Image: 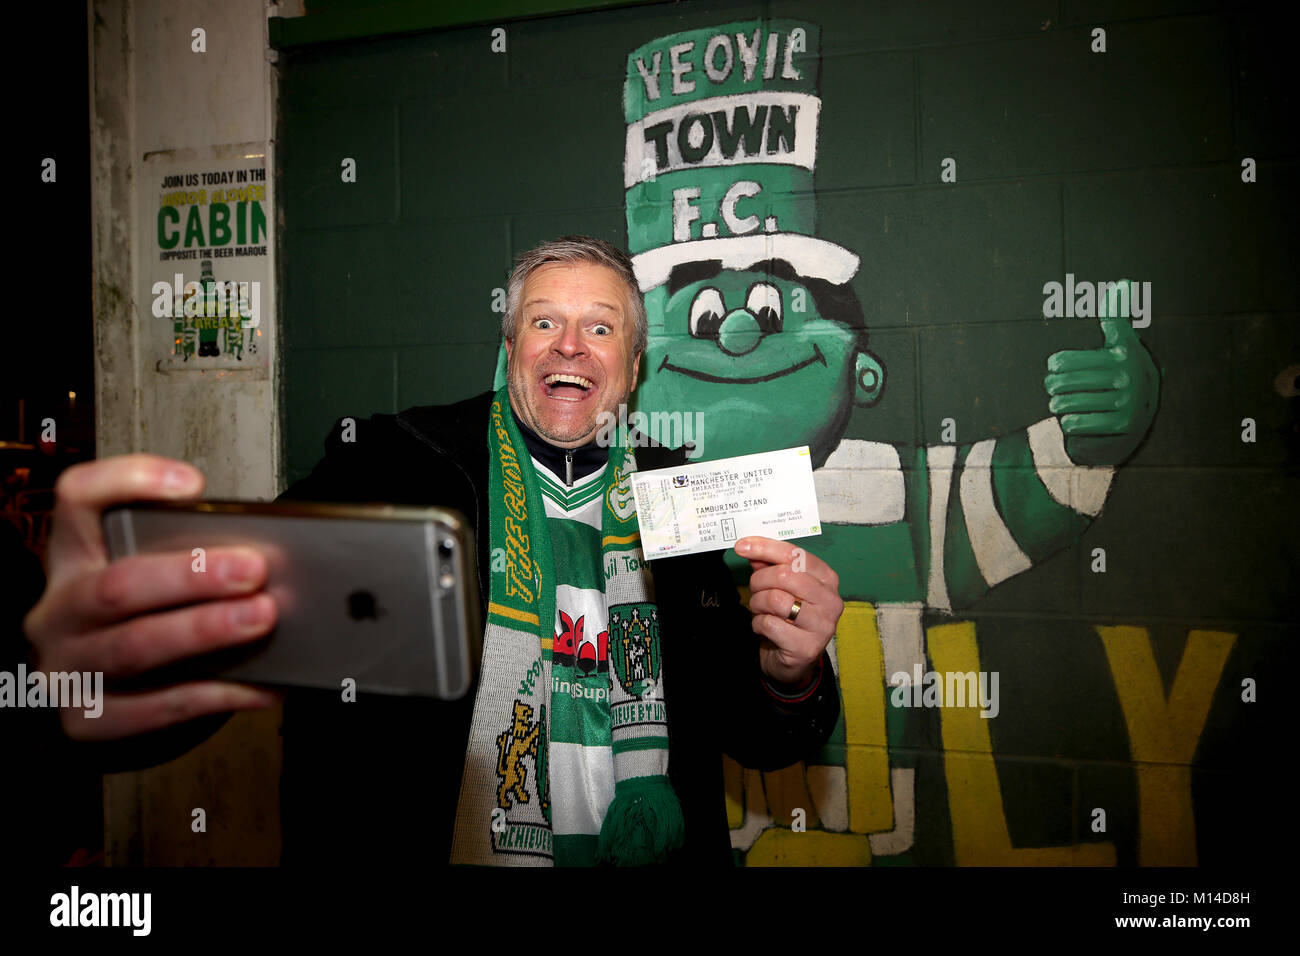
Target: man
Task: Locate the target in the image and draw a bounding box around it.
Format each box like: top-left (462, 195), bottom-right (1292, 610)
top-left (24, 236), bottom-right (844, 866)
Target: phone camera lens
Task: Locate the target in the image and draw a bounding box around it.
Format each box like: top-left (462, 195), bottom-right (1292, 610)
top-left (438, 538), bottom-right (455, 558)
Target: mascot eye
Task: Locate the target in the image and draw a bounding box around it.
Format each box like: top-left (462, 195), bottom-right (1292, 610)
top-left (689, 287), bottom-right (726, 338)
top-left (746, 283), bottom-right (783, 333)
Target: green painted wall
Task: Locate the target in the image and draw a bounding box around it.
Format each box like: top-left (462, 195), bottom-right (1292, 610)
top-left (277, 0), bottom-right (1297, 866)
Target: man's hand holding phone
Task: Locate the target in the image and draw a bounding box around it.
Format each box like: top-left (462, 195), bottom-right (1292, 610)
top-left (22, 454), bottom-right (280, 742)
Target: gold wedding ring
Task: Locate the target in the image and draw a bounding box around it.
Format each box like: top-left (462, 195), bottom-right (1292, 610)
top-left (786, 597), bottom-right (804, 623)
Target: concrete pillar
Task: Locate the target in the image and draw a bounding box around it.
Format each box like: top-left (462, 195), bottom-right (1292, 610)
top-left (90, 0), bottom-right (283, 865)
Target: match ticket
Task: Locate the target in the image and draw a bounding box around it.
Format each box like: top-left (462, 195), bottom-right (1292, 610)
top-left (631, 446), bottom-right (822, 559)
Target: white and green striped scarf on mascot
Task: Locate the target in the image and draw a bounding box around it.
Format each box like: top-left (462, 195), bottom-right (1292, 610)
top-left (449, 387), bottom-right (683, 866)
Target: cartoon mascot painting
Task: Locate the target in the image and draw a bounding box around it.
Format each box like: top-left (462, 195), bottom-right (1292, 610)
top-left (619, 19), bottom-right (1159, 865)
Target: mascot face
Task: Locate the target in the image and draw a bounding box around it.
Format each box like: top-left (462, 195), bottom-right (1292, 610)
top-left (634, 265), bottom-right (883, 465)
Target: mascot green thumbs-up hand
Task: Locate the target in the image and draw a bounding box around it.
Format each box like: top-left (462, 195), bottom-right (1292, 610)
top-left (1044, 280), bottom-right (1160, 467)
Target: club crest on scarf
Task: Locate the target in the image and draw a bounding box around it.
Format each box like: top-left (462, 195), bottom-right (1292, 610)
top-left (610, 604), bottom-right (661, 698)
top-left (495, 700), bottom-right (541, 809)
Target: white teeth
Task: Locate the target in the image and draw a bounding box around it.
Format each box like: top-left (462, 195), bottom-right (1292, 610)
top-left (545, 373), bottom-right (593, 389)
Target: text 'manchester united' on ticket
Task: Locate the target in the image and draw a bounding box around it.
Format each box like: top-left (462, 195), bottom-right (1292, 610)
top-left (630, 446), bottom-right (823, 560)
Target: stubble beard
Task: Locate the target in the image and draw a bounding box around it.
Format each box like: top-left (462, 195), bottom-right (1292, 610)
top-left (506, 364), bottom-right (632, 448)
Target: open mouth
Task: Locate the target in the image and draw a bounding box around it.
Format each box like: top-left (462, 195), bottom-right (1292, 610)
top-left (542, 372), bottom-right (597, 402)
top-left (657, 344), bottom-right (826, 384)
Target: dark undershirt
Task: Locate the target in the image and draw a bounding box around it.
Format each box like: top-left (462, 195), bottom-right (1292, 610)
top-left (511, 403), bottom-right (606, 486)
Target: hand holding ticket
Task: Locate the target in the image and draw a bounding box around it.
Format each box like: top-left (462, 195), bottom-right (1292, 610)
top-left (631, 446), bottom-right (822, 559)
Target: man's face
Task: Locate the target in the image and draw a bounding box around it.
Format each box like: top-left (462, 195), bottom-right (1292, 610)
top-left (505, 261), bottom-right (642, 448)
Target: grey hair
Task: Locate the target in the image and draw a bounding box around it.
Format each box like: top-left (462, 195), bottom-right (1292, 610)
top-left (502, 235), bottom-right (648, 357)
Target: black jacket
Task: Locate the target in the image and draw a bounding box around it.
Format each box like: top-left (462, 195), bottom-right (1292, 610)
top-left (275, 391), bottom-right (839, 867)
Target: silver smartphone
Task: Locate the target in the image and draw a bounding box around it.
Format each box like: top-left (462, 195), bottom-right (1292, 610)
top-left (102, 500), bottom-right (480, 699)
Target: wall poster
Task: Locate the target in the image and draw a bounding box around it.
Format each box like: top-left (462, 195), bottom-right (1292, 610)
top-left (141, 145), bottom-right (271, 371)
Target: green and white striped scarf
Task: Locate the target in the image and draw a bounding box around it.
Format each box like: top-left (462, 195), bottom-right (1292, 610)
top-left (448, 388), bottom-right (683, 866)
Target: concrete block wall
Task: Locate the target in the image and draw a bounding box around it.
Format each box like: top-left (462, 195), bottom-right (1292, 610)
top-left (269, 0), bottom-right (1295, 866)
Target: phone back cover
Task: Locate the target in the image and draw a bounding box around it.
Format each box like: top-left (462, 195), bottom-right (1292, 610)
top-left (103, 507), bottom-right (476, 698)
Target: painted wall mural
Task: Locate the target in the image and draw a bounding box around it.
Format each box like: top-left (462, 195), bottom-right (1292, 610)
top-left (618, 20), bottom-right (1195, 866)
top-left (276, 2), bottom-right (1291, 870)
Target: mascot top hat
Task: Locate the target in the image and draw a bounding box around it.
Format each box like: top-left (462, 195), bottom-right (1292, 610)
top-left (622, 19), bottom-right (859, 293)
